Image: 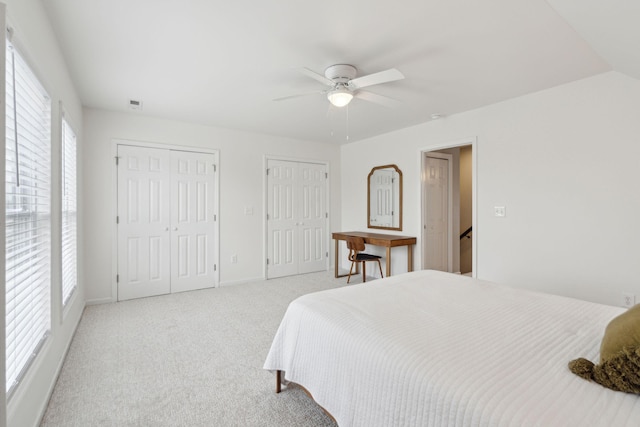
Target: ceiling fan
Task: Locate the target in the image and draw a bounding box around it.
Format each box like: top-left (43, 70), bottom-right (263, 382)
top-left (274, 64), bottom-right (405, 108)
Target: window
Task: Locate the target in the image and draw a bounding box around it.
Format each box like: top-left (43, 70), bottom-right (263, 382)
top-left (61, 117), bottom-right (77, 306)
top-left (5, 41), bottom-right (52, 395)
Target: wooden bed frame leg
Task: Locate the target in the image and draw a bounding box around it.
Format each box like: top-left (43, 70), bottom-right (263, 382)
top-left (276, 370), bottom-right (282, 393)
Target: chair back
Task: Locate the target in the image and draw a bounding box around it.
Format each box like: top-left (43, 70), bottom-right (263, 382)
top-left (346, 236), bottom-right (365, 261)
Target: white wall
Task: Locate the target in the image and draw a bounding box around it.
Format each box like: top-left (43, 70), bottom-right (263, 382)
top-left (83, 109), bottom-right (341, 303)
top-left (4, 1), bottom-right (85, 427)
top-left (341, 71), bottom-right (640, 306)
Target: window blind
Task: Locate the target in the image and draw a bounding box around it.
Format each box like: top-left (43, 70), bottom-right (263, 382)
top-left (61, 117), bottom-right (77, 306)
top-left (5, 41), bottom-right (52, 395)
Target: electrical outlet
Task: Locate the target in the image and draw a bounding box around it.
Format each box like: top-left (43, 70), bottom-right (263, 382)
top-left (622, 293), bottom-right (635, 308)
top-left (231, 255), bottom-right (238, 264)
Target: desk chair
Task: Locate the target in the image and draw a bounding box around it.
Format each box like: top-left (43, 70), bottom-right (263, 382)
top-left (346, 236), bottom-right (384, 283)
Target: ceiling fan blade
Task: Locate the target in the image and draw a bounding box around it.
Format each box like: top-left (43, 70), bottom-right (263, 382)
top-left (349, 68), bottom-right (404, 90)
top-left (273, 90), bottom-right (326, 102)
top-left (299, 67), bottom-right (335, 86)
top-left (354, 90), bottom-right (402, 108)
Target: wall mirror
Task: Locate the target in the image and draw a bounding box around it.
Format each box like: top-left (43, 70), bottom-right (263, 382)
top-left (368, 164), bottom-right (403, 231)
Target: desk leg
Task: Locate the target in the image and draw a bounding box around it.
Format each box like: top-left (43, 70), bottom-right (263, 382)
top-left (334, 239), bottom-right (339, 278)
top-left (408, 245), bottom-right (413, 272)
top-left (385, 247), bottom-right (391, 277)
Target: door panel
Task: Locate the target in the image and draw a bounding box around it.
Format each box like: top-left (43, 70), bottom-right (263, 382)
top-left (425, 155), bottom-right (449, 271)
top-left (267, 161), bottom-right (299, 278)
top-left (170, 150), bottom-right (217, 293)
top-left (117, 145), bottom-right (171, 300)
top-left (298, 163), bottom-right (326, 274)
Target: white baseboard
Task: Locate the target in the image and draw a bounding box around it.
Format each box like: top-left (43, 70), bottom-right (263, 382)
top-left (219, 276), bottom-right (265, 287)
top-left (87, 278), bottom-right (274, 302)
top-left (85, 297), bottom-right (115, 305)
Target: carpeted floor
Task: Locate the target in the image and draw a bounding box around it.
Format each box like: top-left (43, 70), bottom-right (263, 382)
top-left (40, 271), bottom-right (358, 426)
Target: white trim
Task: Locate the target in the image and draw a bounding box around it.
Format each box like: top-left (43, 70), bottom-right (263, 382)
top-left (113, 138), bottom-right (219, 155)
top-left (110, 142), bottom-right (119, 303)
top-left (111, 138), bottom-right (220, 302)
top-left (419, 136), bottom-right (478, 278)
top-left (219, 276), bottom-right (265, 287)
top-left (0, 6), bottom-right (7, 424)
top-left (263, 155), bottom-right (331, 279)
top-left (85, 297), bottom-right (114, 306)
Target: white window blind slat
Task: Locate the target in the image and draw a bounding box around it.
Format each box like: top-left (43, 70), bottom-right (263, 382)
top-left (5, 40), bottom-right (52, 396)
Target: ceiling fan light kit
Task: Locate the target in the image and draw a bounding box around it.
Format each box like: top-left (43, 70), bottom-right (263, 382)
top-left (275, 63), bottom-right (405, 109)
top-left (327, 86), bottom-right (354, 107)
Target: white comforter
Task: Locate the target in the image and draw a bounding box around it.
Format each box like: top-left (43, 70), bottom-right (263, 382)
top-left (264, 270), bottom-right (640, 426)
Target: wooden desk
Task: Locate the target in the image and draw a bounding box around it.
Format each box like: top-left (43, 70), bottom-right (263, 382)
top-left (332, 231), bottom-right (417, 278)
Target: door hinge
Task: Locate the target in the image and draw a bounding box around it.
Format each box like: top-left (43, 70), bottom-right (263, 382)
top-left (266, 168), bottom-right (269, 175)
top-left (266, 258), bottom-right (270, 265)
top-left (116, 216), bottom-right (119, 224)
top-left (116, 274), bottom-right (119, 283)
top-left (325, 172), bottom-right (328, 179)
top-left (325, 212), bottom-right (328, 218)
top-left (266, 213), bottom-right (269, 220)
top-left (213, 164), bottom-right (217, 172)
top-left (326, 251), bottom-right (329, 258)
top-left (214, 264), bottom-right (217, 272)
top-left (213, 214), bottom-right (217, 221)
top-left (115, 156), bottom-right (119, 166)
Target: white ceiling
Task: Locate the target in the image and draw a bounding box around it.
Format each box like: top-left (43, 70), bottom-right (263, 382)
top-left (38, 0), bottom-right (632, 144)
top-left (547, 0), bottom-right (640, 81)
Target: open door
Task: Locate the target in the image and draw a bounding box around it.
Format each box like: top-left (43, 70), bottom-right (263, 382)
top-left (423, 152), bottom-right (452, 271)
top-left (421, 142), bottom-right (475, 276)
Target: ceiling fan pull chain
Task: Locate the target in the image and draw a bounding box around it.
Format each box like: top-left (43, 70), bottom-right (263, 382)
top-left (346, 104), bottom-right (349, 141)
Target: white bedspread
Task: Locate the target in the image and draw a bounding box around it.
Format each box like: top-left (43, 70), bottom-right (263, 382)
top-left (264, 270), bottom-right (640, 426)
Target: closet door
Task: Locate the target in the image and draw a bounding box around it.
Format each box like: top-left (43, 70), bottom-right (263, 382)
top-left (117, 145), bottom-right (218, 301)
top-left (297, 162), bottom-right (326, 274)
top-left (267, 159), bottom-right (327, 278)
top-left (267, 160), bottom-right (299, 278)
top-left (170, 150), bottom-right (217, 293)
top-left (117, 145), bottom-right (171, 300)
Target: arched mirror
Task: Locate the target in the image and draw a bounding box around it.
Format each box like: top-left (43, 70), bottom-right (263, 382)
top-left (368, 164), bottom-right (402, 230)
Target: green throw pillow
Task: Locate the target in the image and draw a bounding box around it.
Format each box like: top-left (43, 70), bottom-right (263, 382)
top-left (568, 304), bottom-right (640, 394)
top-left (600, 304), bottom-right (640, 362)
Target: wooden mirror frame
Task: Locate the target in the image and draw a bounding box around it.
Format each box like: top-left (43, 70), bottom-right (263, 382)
top-left (367, 164), bottom-right (403, 231)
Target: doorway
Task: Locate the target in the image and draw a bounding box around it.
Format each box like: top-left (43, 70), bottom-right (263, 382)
top-left (421, 141), bottom-right (475, 276)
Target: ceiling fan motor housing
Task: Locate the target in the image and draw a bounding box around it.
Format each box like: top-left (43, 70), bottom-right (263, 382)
top-left (325, 64), bottom-right (357, 83)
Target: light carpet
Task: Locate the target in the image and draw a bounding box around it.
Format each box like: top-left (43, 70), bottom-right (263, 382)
top-left (40, 271), bottom-right (360, 426)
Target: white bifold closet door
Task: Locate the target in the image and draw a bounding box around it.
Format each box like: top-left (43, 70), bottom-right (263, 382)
top-left (267, 159), bottom-right (327, 279)
top-left (117, 145), bottom-right (217, 301)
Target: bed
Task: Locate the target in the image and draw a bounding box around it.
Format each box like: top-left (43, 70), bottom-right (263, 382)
top-left (263, 270), bottom-right (640, 426)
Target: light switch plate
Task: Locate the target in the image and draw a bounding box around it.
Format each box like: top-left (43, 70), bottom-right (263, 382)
top-left (494, 206), bottom-right (506, 217)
